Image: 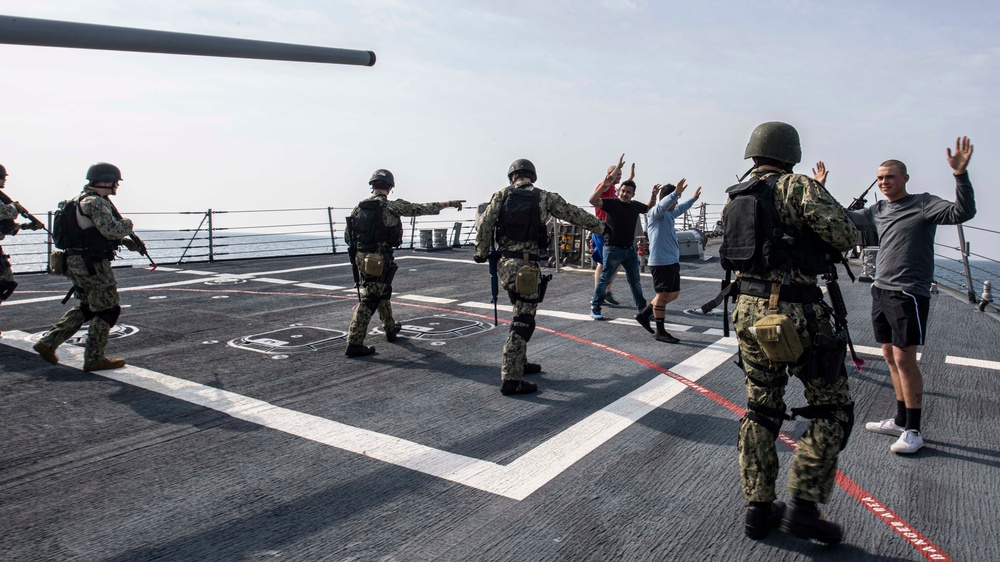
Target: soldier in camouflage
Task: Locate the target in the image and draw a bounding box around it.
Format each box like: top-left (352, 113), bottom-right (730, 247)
top-left (1, 164), bottom-right (42, 334)
top-left (344, 168), bottom-right (464, 357)
top-left (723, 123), bottom-right (858, 544)
top-left (475, 159), bottom-right (608, 396)
top-left (33, 163), bottom-right (142, 371)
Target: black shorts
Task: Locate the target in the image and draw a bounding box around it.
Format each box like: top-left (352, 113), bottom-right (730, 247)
top-left (650, 264), bottom-right (680, 293)
top-left (871, 286), bottom-right (930, 348)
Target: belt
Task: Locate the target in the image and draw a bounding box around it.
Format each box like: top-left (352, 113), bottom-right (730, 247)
top-left (501, 251), bottom-right (540, 261)
top-left (735, 278), bottom-right (822, 303)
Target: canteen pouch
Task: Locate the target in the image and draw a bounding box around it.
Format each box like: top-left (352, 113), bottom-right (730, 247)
top-left (515, 265), bottom-right (540, 296)
top-left (751, 314), bottom-right (804, 363)
top-left (361, 253), bottom-right (385, 277)
top-left (49, 251), bottom-right (66, 276)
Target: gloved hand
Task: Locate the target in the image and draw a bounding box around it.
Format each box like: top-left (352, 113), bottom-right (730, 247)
top-left (474, 254), bottom-right (488, 263)
top-left (122, 238), bottom-right (139, 252)
top-left (448, 199), bottom-right (466, 211)
top-left (601, 221), bottom-right (613, 239)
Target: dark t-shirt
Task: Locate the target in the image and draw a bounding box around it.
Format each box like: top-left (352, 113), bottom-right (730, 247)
top-left (601, 198), bottom-right (648, 247)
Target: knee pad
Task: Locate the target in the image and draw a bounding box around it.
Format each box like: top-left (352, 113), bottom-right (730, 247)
top-left (0, 280), bottom-right (16, 301)
top-left (790, 401), bottom-right (855, 451)
top-left (96, 305), bottom-right (121, 328)
top-left (510, 313), bottom-right (536, 342)
top-left (362, 295), bottom-right (380, 313)
top-left (79, 303), bottom-right (97, 320)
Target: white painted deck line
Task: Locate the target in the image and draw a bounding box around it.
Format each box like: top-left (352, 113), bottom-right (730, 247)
top-left (704, 328), bottom-right (726, 336)
top-left (855, 345), bottom-right (922, 361)
top-left (295, 283), bottom-right (347, 291)
top-left (459, 301), bottom-right (514, 314)
top-left (396, 256), bottom-right (473, 264)
top-left (2, 331), bottom-right (738, 501)
top-left (945, 356), bottom-right (1000, 371)
top-left (398, 295), bottom-right (458, 304)
top-left (2, 276), bottom-right (245, 306)
top-left (252, 278), bottom-right (299, 285)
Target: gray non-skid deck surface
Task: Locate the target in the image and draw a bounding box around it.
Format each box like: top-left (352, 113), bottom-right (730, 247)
top-left (1, 249), bottom-right (997, 561)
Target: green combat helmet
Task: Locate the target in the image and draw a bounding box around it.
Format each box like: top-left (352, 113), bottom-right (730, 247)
top-left (86, 162), bottom-right (123, 184)
top-left (744, 121), bottom-right (802, 165)
top-left (507, 159), bottom-right (536, 183)
top-left (0, 163), bottom-right (7, 178)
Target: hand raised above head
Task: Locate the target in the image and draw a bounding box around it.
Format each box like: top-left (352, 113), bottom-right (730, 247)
top-left (812, 161), bottom-right (828, 185)
top-left (946, 136), bottom-right (973, 174)
top-left (674, 178), bottom-right (688, 195)
top-left (693, 186), bottom-right (702, 200)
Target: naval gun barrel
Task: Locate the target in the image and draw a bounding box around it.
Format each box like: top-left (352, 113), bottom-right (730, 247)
top-left (0, 15), bottom-right (376, 67)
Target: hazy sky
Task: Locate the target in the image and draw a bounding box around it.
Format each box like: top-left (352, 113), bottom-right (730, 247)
top-left (1, 1), bottom-right (997, 255)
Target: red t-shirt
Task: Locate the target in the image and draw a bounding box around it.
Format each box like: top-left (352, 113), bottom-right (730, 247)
top-left (593, 181), bottom-right (616, 221)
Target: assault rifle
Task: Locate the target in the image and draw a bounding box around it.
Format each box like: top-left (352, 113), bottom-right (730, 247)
top-left (823, 256), bottom-right (865, 372)
top-left (346, 216), bottom-right (361, 302)
top-left (847, 179), bottom-right (878, 211)
top-left (487, 247), bottom-right (500, 326)
top-left (0, 189), bottom-right (49, 234)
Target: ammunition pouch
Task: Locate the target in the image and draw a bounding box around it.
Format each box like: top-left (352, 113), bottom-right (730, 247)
top-left (508, 273), bottom-right (551, 304)
top-left (515, 264), bottom-right (540, 295)
top-left (362, 252), bottom-right (385, 277)
top-left (751, 314), bottom-right (804, 363)
top-left (790, 401), bottom-right (855, 451)
top-left (49, 251), bottom-right (67, 276)
top-left (0, 279), bottom-right (16, 301)
top-left (511, 313), bottom-right (536, 342)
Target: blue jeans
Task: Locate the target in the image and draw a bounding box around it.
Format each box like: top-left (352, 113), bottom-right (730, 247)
top-left (592, 245), bottom-right (646, 312)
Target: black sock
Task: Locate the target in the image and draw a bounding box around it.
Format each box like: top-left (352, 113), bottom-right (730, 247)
top-left (905, 408), bottom-right (922, 432)
top-left (894, 400), bottom-right (907, 427)
top-left (655, 318), bottom-right (665, 335)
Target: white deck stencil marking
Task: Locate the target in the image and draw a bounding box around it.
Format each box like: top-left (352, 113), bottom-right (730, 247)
top-left (945, 356), bottom-right (1000, 371)
top-left (4, 331), bottom-right (737, 500)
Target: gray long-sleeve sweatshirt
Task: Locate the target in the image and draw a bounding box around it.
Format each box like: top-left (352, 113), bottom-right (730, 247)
top-left (849, 172), bottom-right (975, 297)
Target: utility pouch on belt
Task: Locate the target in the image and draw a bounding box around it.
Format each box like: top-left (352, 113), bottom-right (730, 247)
top-left (361, 252), bottom-right (385, 277)
top-left (750, 283), bottom-right (804, 363)
top-left (49, 251), bottom-right (66, 276)
top-left (515, 252), bottom-right (540, 295)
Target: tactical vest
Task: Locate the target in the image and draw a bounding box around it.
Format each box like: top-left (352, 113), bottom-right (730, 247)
top-left (350, 197), bottom-right (403, 252)
top-left (52, 195), bottom-right (119, 259)
top-left (496, 186), bottom-right (547, 248)
top-left (718, 174), bottom-right (837, 276)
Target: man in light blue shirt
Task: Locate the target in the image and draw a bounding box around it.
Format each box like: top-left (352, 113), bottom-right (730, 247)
top-left (636, 179), bottom-right (701, 342)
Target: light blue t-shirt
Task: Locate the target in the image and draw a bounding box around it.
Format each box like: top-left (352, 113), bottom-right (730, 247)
top-left (647, 192), bottom-right (696, 266)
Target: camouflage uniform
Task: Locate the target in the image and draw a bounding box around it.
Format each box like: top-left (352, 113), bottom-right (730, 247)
top-left (725, 169), bottom-right (858, 504)
top-left (475, 179), bottom-right (605, 381)
top-left (0, 199), bottom-right (18, 301)
top-left (346, 194), bottom-right (448, 346)
top-left (37, 188), bottom-right (133, 364)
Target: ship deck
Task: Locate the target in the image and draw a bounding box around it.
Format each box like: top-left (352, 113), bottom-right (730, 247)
top-left (2, 247), bottom-right (998, 561)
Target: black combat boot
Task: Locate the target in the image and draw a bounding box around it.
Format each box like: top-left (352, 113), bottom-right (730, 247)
top-left (501, 380), bottom-right (537, 395)
top-left (779, 497), bottom-right (843, 545)
top-left (385, 323), bottom-right (402, 342)
top-left (524, 362), bottom-right (542, 375)
top-left (345, 344), bottom-right (376, 357)
top-left (744, 500), bottom-right (785, 540)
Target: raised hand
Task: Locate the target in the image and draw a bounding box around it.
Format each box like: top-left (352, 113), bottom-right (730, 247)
top-left (627, 162), bottom-right (636, 182)
top-left (812, 161), bottom-right (828, 185)
top-left (692, 186), bottom-right (702, 200)
top-left (674, 178), bottom-right (688, 196)
top-left (946, 136), bottom-right (973, 174)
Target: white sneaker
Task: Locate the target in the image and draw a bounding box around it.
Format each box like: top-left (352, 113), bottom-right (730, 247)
top-left (890, 429), bottom-right (924, 454)
top-left (865, 418), bottom-right (905, 436)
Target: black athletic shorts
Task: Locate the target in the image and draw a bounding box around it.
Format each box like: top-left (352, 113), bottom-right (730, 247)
top-left (650, 264), bottom-right (681, 294)
top-left (871, 286), bottom-right (930, 348)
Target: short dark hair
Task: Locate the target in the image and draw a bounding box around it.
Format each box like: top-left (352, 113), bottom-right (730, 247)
top-left (754, 156), bottom-right (794, 171)
top-left (879, 159), bottom-right (907, 175)
top-left (619, 180), bottom-right (636, 191)
top-left (659, 183), bottom-right (676, 201)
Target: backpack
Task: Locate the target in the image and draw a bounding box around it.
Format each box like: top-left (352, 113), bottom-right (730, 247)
top-left (496, 186), bottom-right (547, 248)
top-left (51, 197), bottom-right (86, 251)
top-left (350, 198), bottom-right (402, 251)
top-left (719, 174), bottom-right (833, 276)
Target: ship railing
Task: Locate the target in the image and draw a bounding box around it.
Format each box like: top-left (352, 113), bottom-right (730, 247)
top-left (933, 223), bottom-right (1000, 311)
top-left (3, 206), bottom-right (483, 274)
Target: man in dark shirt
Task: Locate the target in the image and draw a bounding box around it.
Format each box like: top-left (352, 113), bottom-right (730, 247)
top-left (588, 164), bottom-right (649, 320)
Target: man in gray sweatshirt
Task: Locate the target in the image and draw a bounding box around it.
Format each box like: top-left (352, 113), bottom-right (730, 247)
top-left (848, 136), bottom-right (976, 455)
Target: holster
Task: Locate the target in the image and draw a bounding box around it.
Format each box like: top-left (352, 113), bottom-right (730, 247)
top-left (807, 332), bottom-right (848, 384)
